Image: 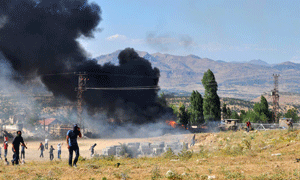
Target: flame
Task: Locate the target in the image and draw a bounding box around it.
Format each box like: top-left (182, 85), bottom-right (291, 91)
top-left (166, 120), bottom-right (177, 128)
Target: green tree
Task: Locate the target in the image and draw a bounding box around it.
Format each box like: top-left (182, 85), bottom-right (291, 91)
top-left (169, 104), bottom-right (179, 117)
top-left (284, 108), bottom-right (299, 122)
top-left (201, 69), bottom-right (221, 121)
top-left (189, 90), bottom-right (204, 124)
top-left (178, 104), bottom-right (189, 129)
top-left (226, 107), bottom-right (232, 119)
top-left (222, 103), bottom-right (227, 119)
top-left (253, 95), bottom-right (272, 122)
top-left (230, 111), bottom-right (240, 119)
top-left (157, 93), bottom-right (168, 107)
top-left (243, 110), bottom-right (260, 123)
top-left (240, 110), bottom-right (247, 121)
top-left (260, 96), bottom-right (270, 117)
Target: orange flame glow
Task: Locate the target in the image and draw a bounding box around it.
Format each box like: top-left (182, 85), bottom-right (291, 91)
top-left (166, 120), bottom-right (177, 128)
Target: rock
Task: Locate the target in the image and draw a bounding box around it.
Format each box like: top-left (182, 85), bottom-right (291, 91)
top-left (208, 175), bottom-right (216, 179)
top-left (261, 145), bottom-right (273, 150)
top-left (271, 153), bottom-right (281, 156)
top-left (170, 159), bottom-right (179, 161)
top-left (165, 170), bottom-right (176, 179)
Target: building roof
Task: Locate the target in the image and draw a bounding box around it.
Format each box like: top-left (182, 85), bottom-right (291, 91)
top-left (38, 118), bottom-right (60, 126)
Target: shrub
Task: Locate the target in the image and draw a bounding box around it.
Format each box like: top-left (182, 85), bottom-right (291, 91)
top-left (78, 156), bottom-right (86, 162)
top-left (178, 149), bottom-right (193, 160)
top-left (163, 148), bottom-right (177, 159)
top-left (242, 139), bottom-right (251, 149)
top-left (151, 166), bottom-right (162, 180)
top-left (165, 170), bottom-right (182, 180)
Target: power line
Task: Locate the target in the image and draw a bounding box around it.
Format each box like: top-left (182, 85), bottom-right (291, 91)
top-left (86, 86), bottom-right (160, 90)
top-left (10, 71), bottom-right (159, 79)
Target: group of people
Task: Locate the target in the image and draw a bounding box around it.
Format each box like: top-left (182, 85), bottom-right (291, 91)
top-left (1, 124), bottom-right (90, 167)
top-left (38, 142), bottom-right (62, 160)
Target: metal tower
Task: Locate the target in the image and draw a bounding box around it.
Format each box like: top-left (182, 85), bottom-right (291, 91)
top-left (271, 74), bottom-right (280, 122)
top-left (75, 72), bottom-right (87, 133)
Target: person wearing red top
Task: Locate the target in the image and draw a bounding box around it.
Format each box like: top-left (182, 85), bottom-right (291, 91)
top-left (246, 121), bottom-right (251, 132)
top-left (3, 137), bottom-right (8, 158)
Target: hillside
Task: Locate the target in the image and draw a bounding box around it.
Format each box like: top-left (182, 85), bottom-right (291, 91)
top-left (96, 50), bottom-right (300, 100)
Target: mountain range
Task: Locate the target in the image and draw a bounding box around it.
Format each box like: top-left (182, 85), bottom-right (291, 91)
top-left (95, 50), bottom-right (300, 100)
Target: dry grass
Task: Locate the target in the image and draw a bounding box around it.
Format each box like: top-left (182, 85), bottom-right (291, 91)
top-left (2, 129), bottom-right (300, 179)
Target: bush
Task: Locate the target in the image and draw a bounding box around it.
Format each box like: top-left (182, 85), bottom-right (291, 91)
top-left (163, 148), bottom-right (177, 159)
top-left (178, 148), bottom-right (193, 160)
top-left (151, 166), bottom-right (162, 180)
top-left (165, 170), bottom-right (182, 180)
top-left (78, 156), bottom-right (86, 162)
top-left (118, 143), bottom-right (133, 158)
top-left (242, 139), bottom-right (251, 149)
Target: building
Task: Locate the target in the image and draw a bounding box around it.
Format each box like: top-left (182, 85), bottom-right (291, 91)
top-left (37, 118), bottom-right (62, 132)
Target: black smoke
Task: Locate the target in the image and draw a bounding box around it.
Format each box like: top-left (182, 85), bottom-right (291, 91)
top-left (0, 0), bottom-right (170, 124)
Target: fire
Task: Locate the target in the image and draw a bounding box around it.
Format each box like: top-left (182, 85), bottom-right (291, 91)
top-left (166, 120), bottom-right (177, 128)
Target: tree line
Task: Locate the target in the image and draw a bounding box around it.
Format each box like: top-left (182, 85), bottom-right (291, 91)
top-left (159, 69), bottom-right (299, 128)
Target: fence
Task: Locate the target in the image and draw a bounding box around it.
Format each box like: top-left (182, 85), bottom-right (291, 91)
top-left (237, 123), bottom-right (300, 130)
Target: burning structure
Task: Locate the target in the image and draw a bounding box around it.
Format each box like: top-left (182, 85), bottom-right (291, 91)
top-left (0, 0), bottom-right (173, 125)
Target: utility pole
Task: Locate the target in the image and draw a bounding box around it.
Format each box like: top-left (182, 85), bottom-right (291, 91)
top-left (75, 72), bottom-right (87, 134)
top-left (271, 74), bottom-right (280, 123)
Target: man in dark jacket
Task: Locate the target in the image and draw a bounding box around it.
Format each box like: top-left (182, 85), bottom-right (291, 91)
top-left (66, 124), bottom-right (82, 167)
top-left (11, 131), bottom-right (27, 165)
top-left (49, 145), bottom-right (55, 161)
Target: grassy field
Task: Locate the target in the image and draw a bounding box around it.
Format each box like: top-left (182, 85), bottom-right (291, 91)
top-left (1, 129), bottom-right (300, 180)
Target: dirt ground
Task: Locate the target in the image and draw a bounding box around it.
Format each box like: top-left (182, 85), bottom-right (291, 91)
top-left (4, 133), bottom-right (193, 162)
top-left (2, 130), bottom-right (300, 179)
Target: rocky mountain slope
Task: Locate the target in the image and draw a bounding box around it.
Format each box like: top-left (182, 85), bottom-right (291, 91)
top-left (96, 50), bottom-right (300, 101)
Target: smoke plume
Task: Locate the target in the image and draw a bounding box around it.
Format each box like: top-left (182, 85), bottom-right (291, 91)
top-left (0, 0), bottom-right (170, 124)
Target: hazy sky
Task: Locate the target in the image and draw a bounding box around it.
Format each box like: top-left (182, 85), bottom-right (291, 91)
top-left (79, 0), bottom-right (300, 64)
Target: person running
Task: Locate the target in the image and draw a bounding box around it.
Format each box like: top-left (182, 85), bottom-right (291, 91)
top-left (3, 138), bottom-right (8, 159)
top-left (57, 143), bottom-right (63, 159)
top-left (89, 143), bottom-right (97, 157)
top-left (66, 124), bottom-right (82, 167)
top-left (11, 131), bottom-right (27, 165)
top-left (49, 145), bottom-right (55, 161)
top-left (38, 142), bottom-right (45, 158)
top-left (20, 143), bottom-right (27, 160)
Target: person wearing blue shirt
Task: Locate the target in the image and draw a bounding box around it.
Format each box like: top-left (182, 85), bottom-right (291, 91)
top-left (38, 142), bottom-right (44, 158)
top-left (66, 124), bottom-right (82, 167)
top-left (21, 143), bottom-right (27, 160)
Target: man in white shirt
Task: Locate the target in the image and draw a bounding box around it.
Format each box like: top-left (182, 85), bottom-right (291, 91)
top-left (45, 139), bottom-right (48, 150)
top-left (57, 143), bottom-right (63, 159)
